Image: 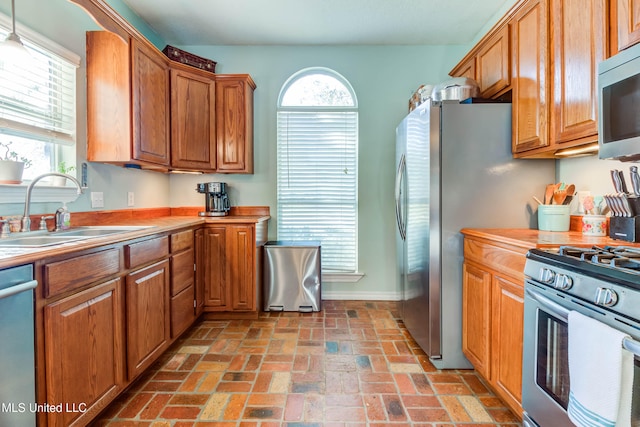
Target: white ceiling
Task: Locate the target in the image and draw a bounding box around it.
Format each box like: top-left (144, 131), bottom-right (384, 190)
top-left (121, 0), bottom-right (517, 46)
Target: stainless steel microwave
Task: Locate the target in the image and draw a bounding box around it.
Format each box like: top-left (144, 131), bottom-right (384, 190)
top-left (599, 42), bottom-right (640, 161)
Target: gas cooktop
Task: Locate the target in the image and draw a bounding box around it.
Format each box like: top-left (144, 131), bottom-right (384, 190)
top-left (527, 245), bottom-right (640, 289)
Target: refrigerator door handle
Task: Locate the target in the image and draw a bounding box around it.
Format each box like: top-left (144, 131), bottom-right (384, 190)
top-left (395, 153), bottom-right (407, 241)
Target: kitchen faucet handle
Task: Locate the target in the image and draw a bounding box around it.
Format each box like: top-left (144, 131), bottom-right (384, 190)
top-left (39, 215), bottom-right (54, 231)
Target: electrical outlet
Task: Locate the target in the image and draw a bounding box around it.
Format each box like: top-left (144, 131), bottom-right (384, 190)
top-left (90, 192), bottom-right (104, 208)
top-left (127, 192), bottom-right (135, 207)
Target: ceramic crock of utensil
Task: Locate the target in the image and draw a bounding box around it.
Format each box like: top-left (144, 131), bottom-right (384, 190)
top-left (538, 205), bottom-right (570, 231)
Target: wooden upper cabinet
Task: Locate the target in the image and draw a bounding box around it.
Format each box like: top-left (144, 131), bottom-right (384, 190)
top-left (511, 0), bottom-right (549, 154)
top-left (616, 0), bottom-right (640, 51)
top-left (170, 67), bottom-right (216, 171)
top-left (476, 24), bottom-right (511, 98)
top-left (131, 39), bottom-right (171, 166)
top-left (215, 74), bottom-right (256, 173)
top-left (450, 56), bottom-right (476, 81)
top-left (550, 0), bottom-right (606, 147)
top-left (86, 31), bottom-right (170, 170)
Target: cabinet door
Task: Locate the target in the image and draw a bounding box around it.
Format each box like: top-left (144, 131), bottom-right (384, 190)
top-left (461, 262), bottom-right (491, 378)
top-left (450, 56), bottom-right (476, 81)
top-left (132, 39), bottom-right (170, 166)
top-left (477, 24), bottom-right (510, 98)
top-left (215, 75), bottom-right (255, 173)
top-left (616, 0), bottom-right (640, 51)
top-left (511, 0), bottom-right (549, 154)
top-left (203, 226), bottom-right (227, 309)
top-left (44, 278), bottom-right (124, 427)
top-left (227, 225), bottom-right (255, 311)
top-left (491, 275), bottom-right (524, 414)
top-left (126, 259), bottom-right (170, 379)
top-left (170, 68), bottom-right (216, 171)
top-left (550, 0), bottom-right (606, 146)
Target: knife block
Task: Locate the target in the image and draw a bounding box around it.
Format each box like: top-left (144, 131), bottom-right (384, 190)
top-left (609, 216), bottom-right (640, 242)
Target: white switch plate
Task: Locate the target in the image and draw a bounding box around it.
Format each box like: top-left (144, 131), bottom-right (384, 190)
top-left (90, 192), bottom-right (104, 208)
top-left (127, 191), bottom-right (135, 207)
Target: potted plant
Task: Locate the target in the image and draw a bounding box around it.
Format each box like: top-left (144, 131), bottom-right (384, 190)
top-left (52, 161), bottom-right (76, 186)
top-left (0, 141), bottom-right (32, 184)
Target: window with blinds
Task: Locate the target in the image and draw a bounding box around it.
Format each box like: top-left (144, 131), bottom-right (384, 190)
top-left (0, 16), bottom-right (79, 179)
top-left (277, 68), bottom-right (359, 273)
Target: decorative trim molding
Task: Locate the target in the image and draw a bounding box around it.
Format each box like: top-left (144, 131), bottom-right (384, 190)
top-left (322, 290), bottom-right (401, 301)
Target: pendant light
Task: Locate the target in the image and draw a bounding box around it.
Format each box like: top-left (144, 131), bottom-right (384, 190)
top-left (0, 0), bottom-right (30, 64)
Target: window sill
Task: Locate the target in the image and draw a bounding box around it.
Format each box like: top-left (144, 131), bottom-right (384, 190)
top-left (0, 183), bottom-right (82, 205)
top-left (322, 272), bottom-right (365, 283)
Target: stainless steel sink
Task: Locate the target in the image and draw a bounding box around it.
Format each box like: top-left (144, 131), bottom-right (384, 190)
top-left (0, 235), bottom-right (86, 247)
top-left (0, 226), bottom-right (154, 248)
top-left (56, 226), bottom-right (153, 237)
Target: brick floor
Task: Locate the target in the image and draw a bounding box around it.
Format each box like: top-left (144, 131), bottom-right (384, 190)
top-left (91, 300), bottom-right (522, 426)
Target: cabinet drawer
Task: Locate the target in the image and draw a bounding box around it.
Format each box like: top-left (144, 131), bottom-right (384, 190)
top-left (463, 238), bottom-right (526, 283)
top-left (171, 229), bottom-right (193, 253)
top-left (44, 249), bottom-right (121, 298)
top-left (171, 249), bottom-right (194, 296)
top-left (125, 236), bottom-right (169, 269)
top-left (171, 284), bottom-right (195, 338)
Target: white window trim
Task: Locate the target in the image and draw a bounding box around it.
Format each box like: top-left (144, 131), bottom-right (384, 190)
top-left (0, 11), bottom-right (83, 203)
top-left (276, 67), bottom-right (360, 275)
top-left (323, 272), bottom-right (365, 283)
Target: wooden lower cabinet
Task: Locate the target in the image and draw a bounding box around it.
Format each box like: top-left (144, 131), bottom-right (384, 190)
top-left (126, 259), bottom-right (171, 380)
top-left (491, 275), bottom-right (525, 412)
top-left (462, 234), bottom-right (527, 417)
top-left (43, 278), bottom-right (124, 427)
top-left (462, 263), bottom-right (491, 378)
top-left (202, 224), bottom-right (256, 312)
top-left (200, 220), bottom-right (268, 315)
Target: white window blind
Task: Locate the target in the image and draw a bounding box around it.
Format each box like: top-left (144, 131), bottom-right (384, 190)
top-left (0, 22), bottom-right (78, 145)
top-left (277, 69), bottom-right (359, 273)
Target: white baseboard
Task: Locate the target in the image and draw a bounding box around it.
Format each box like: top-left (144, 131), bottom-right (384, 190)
top-left (322, 290), bottom-right (402, 301)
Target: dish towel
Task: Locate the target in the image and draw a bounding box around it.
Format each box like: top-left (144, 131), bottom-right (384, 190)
top-left (567, 310), bottom-right (634, 427)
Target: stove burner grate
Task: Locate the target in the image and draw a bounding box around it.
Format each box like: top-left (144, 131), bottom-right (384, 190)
top-left (555, 245), bottom-right (640, 273)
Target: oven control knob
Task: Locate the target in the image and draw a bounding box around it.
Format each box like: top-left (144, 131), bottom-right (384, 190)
top-left (595, 287), bottom-right (619, 307)
top-left (540, 268), bottom-right (556, 284)
top-left (554, 274), bottom-right (573, 290)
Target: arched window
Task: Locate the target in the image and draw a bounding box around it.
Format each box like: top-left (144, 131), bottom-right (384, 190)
top-left (277, 68), bottom-right (358, 273)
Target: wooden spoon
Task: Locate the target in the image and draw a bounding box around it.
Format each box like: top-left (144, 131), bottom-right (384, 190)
top-left (544, 184), bottom-right (556, 205)
top-left (553, 189), bottom-right (568, 205)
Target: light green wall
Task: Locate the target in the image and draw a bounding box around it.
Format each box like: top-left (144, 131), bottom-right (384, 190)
top-left (0, 0), bottom-right (468, 299)
top-left (169, 44), bottom-right (467, 299)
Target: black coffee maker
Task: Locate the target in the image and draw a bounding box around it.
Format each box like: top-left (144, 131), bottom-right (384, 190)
top-left (196, 182), bottom-right (230, 217)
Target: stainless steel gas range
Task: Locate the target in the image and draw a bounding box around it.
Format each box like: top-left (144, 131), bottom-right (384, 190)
top-left (522, 245), bottom-right (640, 427)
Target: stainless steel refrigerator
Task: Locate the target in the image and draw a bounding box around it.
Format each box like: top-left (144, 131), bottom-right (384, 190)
top-left (395, 100), bottom-right (554, 369)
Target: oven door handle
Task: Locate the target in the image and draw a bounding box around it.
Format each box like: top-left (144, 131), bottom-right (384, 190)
top-left (526, 286), bottom-right (640, 357)
top-left (526, 287), bottom-right (570, 321)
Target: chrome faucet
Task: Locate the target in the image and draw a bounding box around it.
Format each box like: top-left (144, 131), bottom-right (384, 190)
top-left (21, 173), bottom-right (83, 232)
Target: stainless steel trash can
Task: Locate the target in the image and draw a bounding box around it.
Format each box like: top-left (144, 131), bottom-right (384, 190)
top-left (263, 241), bottom-right (321, 312)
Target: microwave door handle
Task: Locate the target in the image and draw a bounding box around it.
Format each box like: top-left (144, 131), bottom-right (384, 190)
top-left (527, 286), bottom-right (640, 357)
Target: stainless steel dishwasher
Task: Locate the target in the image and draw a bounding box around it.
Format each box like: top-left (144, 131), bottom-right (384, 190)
top-left (0, 264), bottom-right (37, 427)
